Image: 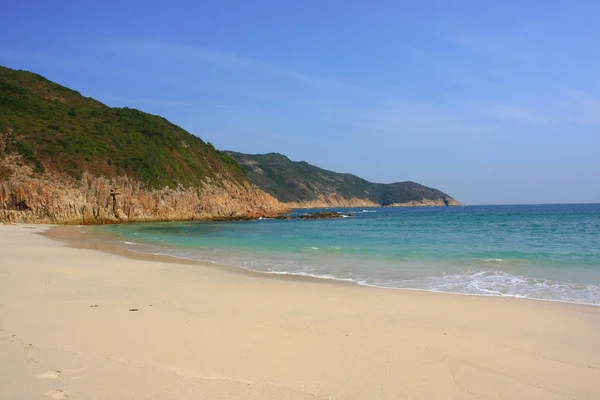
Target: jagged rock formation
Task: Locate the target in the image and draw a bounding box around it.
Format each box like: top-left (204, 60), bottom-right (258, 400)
top-left (298, 211), bottom-right (346, 220)
top-left (0, 66), bottom-right (288, 223)
top-left (0, 155), bottom-right (285, 224)
top-left (225, 152), bottom-right (462, 208)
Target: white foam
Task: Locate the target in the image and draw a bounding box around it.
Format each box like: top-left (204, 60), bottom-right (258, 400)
top-left (390, 270), bottom-right (600, 305)
top-left (105, 240), bottom-right (600, 306)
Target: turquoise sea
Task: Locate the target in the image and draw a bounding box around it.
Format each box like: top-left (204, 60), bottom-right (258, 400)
top-left (98, 204), bottom-right (600, 305)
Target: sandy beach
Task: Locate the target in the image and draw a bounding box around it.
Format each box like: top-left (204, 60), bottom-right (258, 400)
top-left (1, 224), bottom-right (599, 399)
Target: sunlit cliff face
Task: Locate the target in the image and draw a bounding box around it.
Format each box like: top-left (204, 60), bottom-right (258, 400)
top-left (0, 155), bottom-right (287, 224)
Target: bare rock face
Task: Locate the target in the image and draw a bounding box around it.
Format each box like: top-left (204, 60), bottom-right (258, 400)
top-left (283, 195), bottom-right (380, 209)
top-left (386, 197), bottom-right (463, 207)
top-left (444, 197), bottom-right (463, 206)
top-left (0, 155), bottom-right (288, 224)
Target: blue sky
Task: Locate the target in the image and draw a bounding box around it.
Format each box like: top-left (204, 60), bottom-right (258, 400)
top-left (1, 1), bottom-right (599, 204)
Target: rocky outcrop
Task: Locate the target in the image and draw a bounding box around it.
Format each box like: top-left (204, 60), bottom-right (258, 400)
top-left (386, 197), bottom-right (462, 207)
top-left (283, 195), bottom-right (380, 209)
top-left (273, 211), bottom-right (349, 220)
top-left (444, 197), bottom-right (463, 207)
top-left (0, 155), bottom-right (288, 224)
top-left (0, 66), bottom-right (292, 225)
top-left (299, 211), bottom-right (346, 220)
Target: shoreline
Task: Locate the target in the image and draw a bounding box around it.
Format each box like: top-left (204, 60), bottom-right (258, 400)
top-left (1, 203), bottom-right (464, 225)
top-left (2, 223), bottom-right (600, 399)
top-left (11, 222), bottom-right (600, 313)
top-left (43, 224), bottom-right (359, 289)
top-left (46, 224), bottom-right (600, 308)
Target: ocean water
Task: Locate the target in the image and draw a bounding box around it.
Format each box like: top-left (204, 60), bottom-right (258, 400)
top-left (97, 204), bottom-right (600, 305)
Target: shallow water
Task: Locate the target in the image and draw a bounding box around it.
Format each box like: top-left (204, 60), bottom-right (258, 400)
top-left (96, 204), bottom-right (600, 305)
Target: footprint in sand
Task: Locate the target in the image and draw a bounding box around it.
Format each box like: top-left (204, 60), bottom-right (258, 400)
top-left (38, 370), bottom-right (61, 379)
top-left (45, 389), bottom-right (68, 399)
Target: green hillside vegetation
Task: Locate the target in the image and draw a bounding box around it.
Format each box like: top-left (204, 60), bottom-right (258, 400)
top-left (0, 66), bottom-right (244, 189)
top-left (225, 152), bottom-right (458, 205)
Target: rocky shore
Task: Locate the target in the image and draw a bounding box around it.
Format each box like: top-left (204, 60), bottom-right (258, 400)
top-left (0, 156), bottom-right (288, 224)
top-left (274, 211), bottom-right (349, 220)
top-left (212, 211), bottom-right (350, 222)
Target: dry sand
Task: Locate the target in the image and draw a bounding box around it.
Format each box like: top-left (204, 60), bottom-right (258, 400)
top-left (1, 224), bottom-right (599, 399)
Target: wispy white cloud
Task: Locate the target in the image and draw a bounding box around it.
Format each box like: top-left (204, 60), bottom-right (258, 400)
top-left (467, 102), bottom-right (551, 125)
top-left (107, 40), bottom-right (355, 92)
top-left (22, 37), bottom-right (596, 142)
top-left (337, 91), bottom-right (600, 146)
top-left (342, 100), bottom-right (501, 140)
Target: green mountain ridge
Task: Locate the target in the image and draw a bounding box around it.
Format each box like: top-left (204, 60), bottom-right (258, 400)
top-left (224, 151), bottom-right (461, 207)
top-left (0, 66), bottom-right (285, 223)
top-left (0, 66), bottom-right (246, 189)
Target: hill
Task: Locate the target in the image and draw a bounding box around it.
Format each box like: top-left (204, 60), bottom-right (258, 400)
top-left (0, 66), bottom-right (286, 223)
top-left (225, 152), bottom-right (461, 207)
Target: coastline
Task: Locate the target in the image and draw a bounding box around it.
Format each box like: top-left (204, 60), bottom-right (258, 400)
top-left (1, 224), bottom-right (600, 399)
top-left (43, 225), bottom-right (358, 288)
top-left (45, 224), bottom-right (600, 307)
